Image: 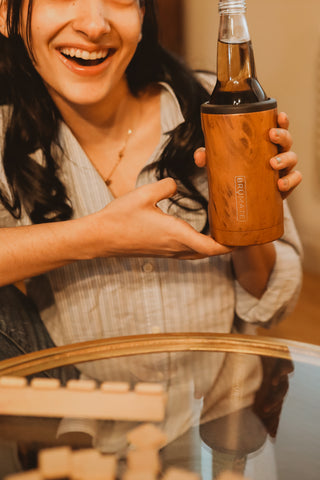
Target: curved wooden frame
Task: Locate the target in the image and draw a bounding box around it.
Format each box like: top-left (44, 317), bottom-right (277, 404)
top-left (0, 333), bottom-right (320, 377)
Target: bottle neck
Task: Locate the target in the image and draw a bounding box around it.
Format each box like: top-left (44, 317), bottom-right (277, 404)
top-left (216, 0), bottom-right (254, 84)
top-left (218, 1), bottom-right (250, 44)
top-left (210, 0), bottom-right (267, 104)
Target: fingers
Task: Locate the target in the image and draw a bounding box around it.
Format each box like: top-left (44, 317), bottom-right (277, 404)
top-left (187, 232), bottom-right (232, 258)
top-left (194, 147), bottom-right (206, 168)
top-left (270, 150), bottom-right (302, 196)
top-left (270, 150), bottom-right (298, 172)
top-left (277, 111), bottom-right (290, 130)
top-left (278, 170), bottom-right (302, 198)
top-left (142, 178), bottom-right (178, 204)
top-left (269, 127), bottom-right (293, 152)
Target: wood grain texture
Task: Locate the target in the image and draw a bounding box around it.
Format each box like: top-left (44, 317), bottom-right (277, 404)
top-left (202, 108), bottom-right (283, 245)
top-left (0, 379), bottom-right (167, 421)
top-left (0, 334), bottom-right (320, 378)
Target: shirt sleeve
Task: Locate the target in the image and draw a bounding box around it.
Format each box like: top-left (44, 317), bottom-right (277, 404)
top-left (234, 200), bottom-right (303, 326)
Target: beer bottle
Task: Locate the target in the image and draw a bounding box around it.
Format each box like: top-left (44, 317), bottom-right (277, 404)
top-left (201, 0), bottom-right (284, 246)
top-left (210, 0), bottom-right (267, 106)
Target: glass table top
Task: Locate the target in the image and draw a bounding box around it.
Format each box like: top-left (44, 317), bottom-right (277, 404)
top-left (0, 333), bottom-right (319, 480)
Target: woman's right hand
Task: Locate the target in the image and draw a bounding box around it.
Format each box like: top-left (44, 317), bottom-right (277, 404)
top-left (0, 179), bottom-right (230, 287)
top-left (87, 178), bottom-right (231, 260)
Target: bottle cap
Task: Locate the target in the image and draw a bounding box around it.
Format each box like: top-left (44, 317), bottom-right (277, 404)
top-left (219, 0), bottom-right (246, 14)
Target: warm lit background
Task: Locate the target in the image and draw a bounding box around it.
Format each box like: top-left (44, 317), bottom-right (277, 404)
top-left (158, 0), bottom-right (320, 344)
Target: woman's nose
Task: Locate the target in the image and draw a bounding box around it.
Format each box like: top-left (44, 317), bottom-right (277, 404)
top-left (71, 0), bottom-right (111, 40)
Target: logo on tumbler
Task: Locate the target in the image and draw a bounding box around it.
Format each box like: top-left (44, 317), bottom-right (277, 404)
top-left (235, 176), bottom-right (248, 222)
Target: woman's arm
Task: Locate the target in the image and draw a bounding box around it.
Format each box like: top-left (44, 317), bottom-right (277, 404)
top-left (0, 178), bottom-right (231, 287)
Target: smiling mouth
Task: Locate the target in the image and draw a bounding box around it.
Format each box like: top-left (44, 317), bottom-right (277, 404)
top-left (59, 47), bottom-right (116, 67)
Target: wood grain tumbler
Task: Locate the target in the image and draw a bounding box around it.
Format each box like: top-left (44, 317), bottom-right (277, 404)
top-left (201, 99), bottom-right (284, 246)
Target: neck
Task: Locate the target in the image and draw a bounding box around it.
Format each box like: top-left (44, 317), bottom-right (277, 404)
top-left (49, 78), bottom-right (138, 145)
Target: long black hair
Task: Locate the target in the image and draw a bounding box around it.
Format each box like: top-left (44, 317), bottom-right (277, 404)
top-left (0, 0), bottom-right (210, 229)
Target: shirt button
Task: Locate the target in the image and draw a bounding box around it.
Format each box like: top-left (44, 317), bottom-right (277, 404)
top-left (142, 262), bottom-right (154, 273)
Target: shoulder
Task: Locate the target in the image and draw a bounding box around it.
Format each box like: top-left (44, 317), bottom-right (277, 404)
top-left (194, 71), bottom-right (216, 94)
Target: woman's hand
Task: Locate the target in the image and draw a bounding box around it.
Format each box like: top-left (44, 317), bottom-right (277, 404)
top-left (194, 111), bottom-right (302, 199)
top-left (88, 178), bottom-right (231, 260)
top-left (0, 178), bottom-right (231, 287)
top-left (269, 112), bottom-right (302, 198)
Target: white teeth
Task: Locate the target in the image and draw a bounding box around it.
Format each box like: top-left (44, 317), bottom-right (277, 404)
top-left (59, 47), bottom-right (108, 60)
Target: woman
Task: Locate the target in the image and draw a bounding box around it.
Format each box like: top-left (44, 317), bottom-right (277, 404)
top-left (0, 0), bottom-right (302, 380)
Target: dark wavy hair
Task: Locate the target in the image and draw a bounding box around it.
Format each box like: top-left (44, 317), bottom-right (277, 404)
top-left (0, 0), bottom-right (210, 229)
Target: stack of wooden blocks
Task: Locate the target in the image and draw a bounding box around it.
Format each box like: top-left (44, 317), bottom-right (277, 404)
top-left (0, 376), bottom-right (251, 480)
top-left (3, 423), bottom-right (202, 480)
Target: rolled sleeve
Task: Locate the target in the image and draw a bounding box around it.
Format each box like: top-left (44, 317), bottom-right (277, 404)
top-left (234, 201), bottom-right (303, 326)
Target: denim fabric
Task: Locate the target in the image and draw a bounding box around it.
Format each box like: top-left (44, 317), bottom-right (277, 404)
top-left (0, 285), bottom-right (79, 382)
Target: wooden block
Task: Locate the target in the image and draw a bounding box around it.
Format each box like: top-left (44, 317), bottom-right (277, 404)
top-left (134, 383), bottom-right (165, 395)
top-left (126, 449), bottom-right (160, 474)
top-left (4, 471), bottom-right (42, 480)
top-left (0, 380), bottom-right (166, 421)
top-left (38, 446), bottom-right (72, 479)
top-left (127, 423), bottom-right (167, 450)
top-left (71, 449), bottom-right (116, 480)
top-left (162, 467), bottom-right (200, 480)
top-left (31, 378), bottom-right (60, 390)
top-left (67, 379), bottom-right (96, 391)
top-left (0, 376), bottom-right (27, 388)
top-left (100, 382), bottom-right (130, 393)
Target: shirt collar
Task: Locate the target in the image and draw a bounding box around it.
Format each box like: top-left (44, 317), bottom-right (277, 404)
top-left (159, 82), bottom-right (186, 134)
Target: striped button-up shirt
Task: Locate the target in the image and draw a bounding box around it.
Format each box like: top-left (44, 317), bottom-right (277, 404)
top-left (0, 82), bottom-right (302, 383)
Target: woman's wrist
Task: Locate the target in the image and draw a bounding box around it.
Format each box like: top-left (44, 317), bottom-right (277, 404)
top-left (231, 243), bottom-right (276, 299)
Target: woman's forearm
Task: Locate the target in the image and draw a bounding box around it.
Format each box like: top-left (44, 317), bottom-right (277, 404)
top-left (0, 218), bottom-right (91, 287)
top-left (231, 243), bottom-right (276, 299)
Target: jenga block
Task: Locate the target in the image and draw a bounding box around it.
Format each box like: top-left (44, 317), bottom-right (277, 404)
top-left (0, 378), bottom-right (166, 421)
top-left (101, 382), bottom-right (130, 393)
top-left (38, 446), bottom-right (72, 479)
top-left (123, 472), bottom-right (156, 480)
top-left (162, 467), bottom-right (200, 480)
top-left (71, 449), bottom-right (116, 480)
top-left (67, 379), bottom-right (96, 391)
top-left (4, 471), bottom-right (42, 480)
top-left (126, 449), bottom-right (160, 474)
top-left (31, 378), bottom-right (60, 390)
top-left (0, 376), bottom-right (27, 388)
top-left (127, 423), bottom-right (168, 450)
top-left (135, 383), bottom-right (164, 394)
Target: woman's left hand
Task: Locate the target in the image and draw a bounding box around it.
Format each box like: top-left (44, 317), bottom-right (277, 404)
top-left (268, 112), bottom-right (302, 199)
top-left (194, 111), bottom-right (302, 199)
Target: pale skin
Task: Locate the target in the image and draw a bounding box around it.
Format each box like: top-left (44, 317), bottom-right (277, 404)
top-left (0, 0), bottom-right (302, 300)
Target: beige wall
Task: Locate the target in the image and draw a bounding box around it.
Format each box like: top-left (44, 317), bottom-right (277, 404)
top-left (184, 0), bottom-right (320, 274)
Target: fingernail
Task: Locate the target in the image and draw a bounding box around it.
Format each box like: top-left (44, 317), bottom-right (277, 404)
top-left (275, 129), bottom-right (281, 139)
top-left (275, 157), bottom-right (282, 166)
top-left (282, 178), bottom-right (289, 188)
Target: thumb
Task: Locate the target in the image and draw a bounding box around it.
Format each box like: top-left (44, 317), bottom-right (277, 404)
top-left (146, 178), bottom-right (178, 204)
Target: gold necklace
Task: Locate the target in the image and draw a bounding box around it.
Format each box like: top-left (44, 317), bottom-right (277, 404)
top-left (104, 127), bottom-right (133, 186)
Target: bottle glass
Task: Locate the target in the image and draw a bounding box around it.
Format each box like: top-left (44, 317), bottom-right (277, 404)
top-left (209, 0), bottom-right (267, 106)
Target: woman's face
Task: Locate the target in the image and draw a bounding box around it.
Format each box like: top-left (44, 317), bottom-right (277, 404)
top-left (19, 0), bottom-right (144, 110)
